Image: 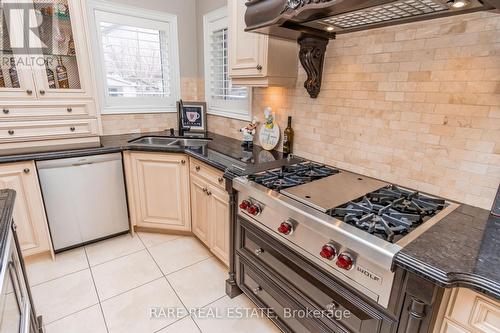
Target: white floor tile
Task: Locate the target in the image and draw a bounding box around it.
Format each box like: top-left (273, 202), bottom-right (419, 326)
top-left (44, 305), bottom-right (107, 333)
top-left (26, 248), bottom-right (89, 286)
top-left (149, 237), bottom-right (212, 275)
top-left (138, 231), bottom-right (182, 248)
top-left (168, 257), bottom-right (227, 308)
top-left (157, 316), bottom-right (201, 333)
top-left (92, 250), bottom-right (163, 301)
top-left (194, 294), bottom-right (280, 333)
top-left (31, 269), bottom-right (99, 324)
top-left (101, 278), bottom-right (186, 333)
top-left (85, 234), bottom-right (144, 266)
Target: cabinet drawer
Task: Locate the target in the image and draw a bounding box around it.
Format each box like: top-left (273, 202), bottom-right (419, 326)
top-left (0, 103), bottom-right (95, 120)
top-left (0, 119), bottom-right (98, 142)
top-left (190, 159), bottom-right (226, 189)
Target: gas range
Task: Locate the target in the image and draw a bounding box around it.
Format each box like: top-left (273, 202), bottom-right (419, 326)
top-left (233, 161), bottom-right (459, 307)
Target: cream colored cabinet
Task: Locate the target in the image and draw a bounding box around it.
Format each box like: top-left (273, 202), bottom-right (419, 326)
top-left (435, 288), bottom-right (500, 333)
top-left (190, 174), bottom-right (210, 244)
top-left (124, 152), bottom-right (191, 232)
top-left (228, 0), bottom-right (298, 87)
top-left (189, 160), bottom-right (230, 266)
top-left (0, 0), bottom-right (100, 148)
top-left (0, 161), bottom-right (53, 257)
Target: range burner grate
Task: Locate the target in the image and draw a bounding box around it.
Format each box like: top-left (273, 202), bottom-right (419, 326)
top-left (248, 162), bottom-right (340, 191)
top-left (329, 185), bottom-right (446, 243)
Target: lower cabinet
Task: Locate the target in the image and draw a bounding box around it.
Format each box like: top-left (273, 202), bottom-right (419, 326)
top-left (435, 288), bottom-right (500, 333)
top-left (124, 152), bottom-right (191, 232)
top-left (0, 161), bottom-right (53, 257)
top-left (190, 162), bottom-right (230, 266)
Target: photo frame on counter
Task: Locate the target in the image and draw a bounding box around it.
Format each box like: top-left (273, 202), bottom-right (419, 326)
top-left (177, 101), bottom-right (207, 133)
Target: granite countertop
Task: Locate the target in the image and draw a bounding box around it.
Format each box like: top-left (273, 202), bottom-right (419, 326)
top-left (394, 204), bottom-right (500, 301)
top-left (0, 131), bottom-right (298, 179)
top-left (0, 189), bottom-right (15, 269)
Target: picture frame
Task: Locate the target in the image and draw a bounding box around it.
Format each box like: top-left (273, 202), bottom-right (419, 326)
top-left (177, 101), bottom-right (207, 133)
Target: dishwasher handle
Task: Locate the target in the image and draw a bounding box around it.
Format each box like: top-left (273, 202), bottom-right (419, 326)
top-left (37, 153), bottom-right (122, 170)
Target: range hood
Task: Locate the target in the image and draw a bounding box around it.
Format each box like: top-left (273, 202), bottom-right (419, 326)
top-left (245, 0), bottom-right (499, 98)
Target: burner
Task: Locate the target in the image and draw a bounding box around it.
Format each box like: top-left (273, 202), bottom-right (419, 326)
top-left (329, 186), bottom-right (446, 243)
top-left (249, 162), bottom-right (340, 191)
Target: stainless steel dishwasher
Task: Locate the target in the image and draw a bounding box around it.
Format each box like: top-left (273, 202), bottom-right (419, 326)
top-left (37, 153), bottom-right (129, 252)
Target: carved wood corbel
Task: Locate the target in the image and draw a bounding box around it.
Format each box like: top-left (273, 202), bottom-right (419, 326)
top-left (298, 35), bottom-right (329, 99)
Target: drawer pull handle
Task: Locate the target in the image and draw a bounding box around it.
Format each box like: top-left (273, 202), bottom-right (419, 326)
top-left (195, 165), bottom-right (200, 171)
top-left (203, 188), bottom-right (207, 193)
top-left (255, 248), bottom-right (264, 256)
top-left (253, 286), bottom-right (262, 294)
top-left (8, 130), bottom-right (14, 135)
top-left (39, 90), bottom-right (46, 95)
top-left (26, 89), bottom-right (33, 95)
top-left (2, 109), bottom-right (9, 114)
top-left (23, 168), bottom-right (30, 174)
top-left (218, 177), bottom-right (224, 184)
top-left (70, 127), bottom-right (76, 132)
top-left (181, 160), bottom-right (186, 165)
top-left (67, 107), bottom-right (73, 112)
top-left (256, 65), bottom-right (263, 71)
top-left (207, 190), bottom-right (212, 196)
top-left (325, 301), bottom-right (339, 311)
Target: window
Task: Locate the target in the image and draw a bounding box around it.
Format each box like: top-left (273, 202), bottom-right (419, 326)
top-left (87, 1), bottom-right (180, 114)
top-left (204, 7), bottom-right (251, 121)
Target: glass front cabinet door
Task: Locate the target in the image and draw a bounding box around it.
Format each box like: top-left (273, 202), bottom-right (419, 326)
top-left (0, 0), bottom-right (92, 100)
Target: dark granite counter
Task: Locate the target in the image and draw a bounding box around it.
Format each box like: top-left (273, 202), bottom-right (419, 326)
top-left (0, 190), bottom-right (15, 268)
top-left (0, 131), bottom-right (299, 179)
top-left (394, 204), bottom-right (500, 301)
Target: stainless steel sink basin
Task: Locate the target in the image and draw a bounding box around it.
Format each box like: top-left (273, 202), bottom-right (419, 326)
top-left (129, 136), bottom-right (212, 147)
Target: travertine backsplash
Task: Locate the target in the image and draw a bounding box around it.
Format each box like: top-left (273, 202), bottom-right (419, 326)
top-left (210, 12), bottom-right (500, 209)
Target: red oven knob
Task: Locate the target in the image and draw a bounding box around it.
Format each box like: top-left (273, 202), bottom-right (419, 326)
top-left (239, 200), bottom-right (250, 210)
top-left (246, 204), bottom-right (261, 216)
top-left (320, 244), bottom-right (337, 260)
top-left (277, 221), bottom-right (293, 235)
top-left (336, 253), bottom-right (354, 270)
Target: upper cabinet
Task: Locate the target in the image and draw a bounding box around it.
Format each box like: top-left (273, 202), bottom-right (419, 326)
top-left (228, 0), bottom-right (298, 87)
top-left (0, 0), bottom-right (99, 149)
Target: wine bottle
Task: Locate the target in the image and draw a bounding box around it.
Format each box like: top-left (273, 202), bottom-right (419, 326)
top-left (67, 35), bottom-right (76, 56)
top-left (283, 116), bottom-right (294, 154)
top-left (0, 68), bottom-right (5, 88)
top-left (45, 60), bottom-right (56, 89)
top-left (55, 56), bottom-right (69, 89)
top-left (9, 58), bottom-right (20, 88)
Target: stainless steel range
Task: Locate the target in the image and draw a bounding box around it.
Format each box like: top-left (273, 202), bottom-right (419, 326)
top-left (233, 161), bottom-right (459, 309)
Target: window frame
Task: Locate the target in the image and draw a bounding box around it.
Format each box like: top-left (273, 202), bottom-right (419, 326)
top-left (203, 7), bottom-right (251, 121)
top-left (87, 0), bottom-right (181, 115)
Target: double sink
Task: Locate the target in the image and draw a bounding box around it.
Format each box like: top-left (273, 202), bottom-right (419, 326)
top-left (129, 136), bottom-right (212, 148)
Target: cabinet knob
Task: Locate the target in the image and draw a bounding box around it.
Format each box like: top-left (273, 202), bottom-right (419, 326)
top-left (67, 107), bottom-right (73, 112)
top-left (8, 130), bottom-right (14, 135)
top-left (255, 248), bottom-right (264, 256)
top-left (325, 301), bottom-right (339, 311)
top-left (218, 177), bottom-right (224, 184)
top-left (181, 160), bottom-right (186, 165)
top-left (195, 165), bottom-right (200, 171)
top-left (39, 90), bottom-right (46, 95)
top-left (26, 89), bottom-right (33, 95)
top-left (253, 286), bottom-right (262, 294)
top-left (12, 222), bottom-right (17, 231)
top-left (70, 126), bottom-right (76, 132)
top-left (207, 190), bottom-right (212, 196)
top-left (256, 65), bottom-right (263, 71)
top-left (23, 168), bottom-right (30, 174)
top-left (202, 187), bottom-right (207, 193)
top-left (2, 109), bottom-right (9, 114)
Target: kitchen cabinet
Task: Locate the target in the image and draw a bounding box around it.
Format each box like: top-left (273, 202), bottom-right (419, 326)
top-left (0, 0), bottom-right (99, 148)
top-left (228, 0), bottom-right (298, 87)
top-left (189, 160), bottom-right (230, 266)
top-left (124, 152), bottom-right (191, 232)
top-left (0, 162), bottom-right (53, 257)
top-left (435, 288), bottom-right (500, 333)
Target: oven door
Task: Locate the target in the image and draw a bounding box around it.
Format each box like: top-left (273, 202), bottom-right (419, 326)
top-left (0, 229), bottom-right (32, 333)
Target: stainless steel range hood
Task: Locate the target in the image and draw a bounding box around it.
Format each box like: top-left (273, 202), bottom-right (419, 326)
top-left (245, 0), bottom-right (499, 98)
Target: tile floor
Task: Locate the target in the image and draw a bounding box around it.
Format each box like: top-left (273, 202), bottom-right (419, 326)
top-left (25, 232), bottom-right (280, 333)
